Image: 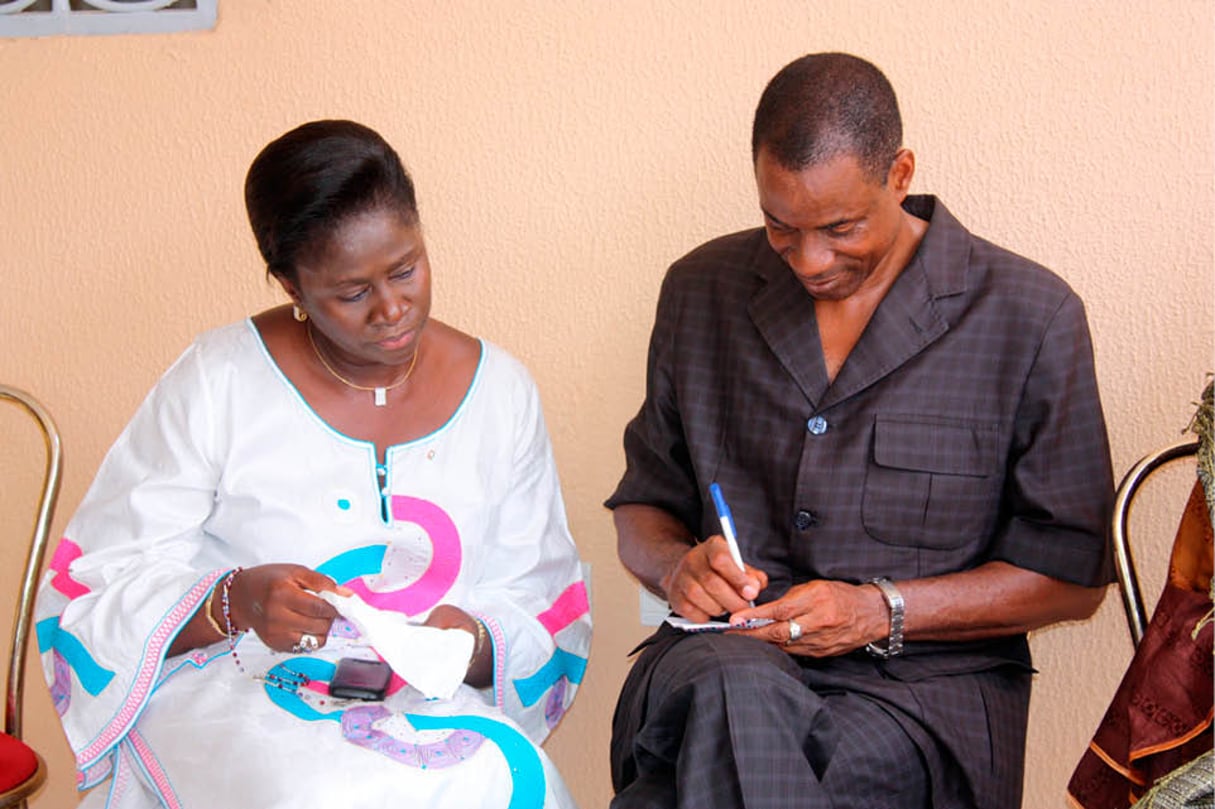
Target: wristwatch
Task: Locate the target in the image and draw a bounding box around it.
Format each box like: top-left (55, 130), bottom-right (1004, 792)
top-left (865, 577), bottom-right (905, 658)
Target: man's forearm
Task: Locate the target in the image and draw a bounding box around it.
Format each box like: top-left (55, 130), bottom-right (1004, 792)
top-left (613, 503), bottom-right (696, 599)
top-left (732, 559), bottom-right (1108, 655)
top-left (900, 560), bottom-right (1107, 642)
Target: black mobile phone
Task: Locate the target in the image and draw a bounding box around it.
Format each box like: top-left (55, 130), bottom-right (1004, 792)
top-left (329, 657), bottom-right (392, 701)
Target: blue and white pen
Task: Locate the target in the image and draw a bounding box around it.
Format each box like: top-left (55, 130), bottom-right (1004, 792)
top-left (708, 482), bottom-right (754, 608)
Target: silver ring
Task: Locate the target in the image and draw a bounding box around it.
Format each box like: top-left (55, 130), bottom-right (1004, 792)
top-left (292, 633), bottom-right (320, 654)
top-left (785, 619), bottom-right (803, 645)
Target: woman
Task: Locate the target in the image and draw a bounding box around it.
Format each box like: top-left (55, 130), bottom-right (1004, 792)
top-left (35, 120), bottom-right (591, 808)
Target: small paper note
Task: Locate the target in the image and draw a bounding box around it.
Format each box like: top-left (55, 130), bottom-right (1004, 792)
top-left (665, 616), bottom-right (774, 633)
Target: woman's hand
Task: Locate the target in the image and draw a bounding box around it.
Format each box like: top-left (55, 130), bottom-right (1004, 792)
top-left (227, 564), bottom-right (351, 653)
top-left (425, 604), bottom-right (492, 688)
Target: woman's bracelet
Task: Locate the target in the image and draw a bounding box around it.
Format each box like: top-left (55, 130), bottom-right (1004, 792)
top-left (220, 567), bottom-right (245, 673)
top-left (468, 618), bottom-right (488, 673)
top-left (202, 578), bottom-right (226, 639)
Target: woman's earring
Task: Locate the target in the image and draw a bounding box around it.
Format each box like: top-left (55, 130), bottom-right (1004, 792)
top-left (293, 305), bottom-right (308, 322)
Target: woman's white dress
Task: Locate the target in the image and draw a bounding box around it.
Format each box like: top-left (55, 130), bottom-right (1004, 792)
top-left (34, 320), bottom-right (592, 808)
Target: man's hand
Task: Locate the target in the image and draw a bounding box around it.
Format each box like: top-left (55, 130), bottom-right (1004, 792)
top-left (614, 504), bottom-right (769, 622)
top-left (724, 562), bottom-right (1109, 657)
top-left (727, 580), bottom-right (887, 657)
top-left (662, 535), bottom-right (768, 622)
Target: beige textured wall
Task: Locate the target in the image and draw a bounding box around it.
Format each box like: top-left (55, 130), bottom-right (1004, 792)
top-left (2, 3), bottom-right (1211, 807)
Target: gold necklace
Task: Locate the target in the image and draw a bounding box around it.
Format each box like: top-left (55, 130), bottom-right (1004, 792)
top-left (306, 323), bottom-right (419, 407)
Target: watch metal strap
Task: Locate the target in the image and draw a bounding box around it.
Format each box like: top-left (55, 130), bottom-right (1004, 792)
top-left (865, 577), bottom-right (905, 658)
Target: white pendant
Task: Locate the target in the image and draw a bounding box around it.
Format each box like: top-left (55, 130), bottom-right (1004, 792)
top-left (374, 387), bottom-right (387, 407)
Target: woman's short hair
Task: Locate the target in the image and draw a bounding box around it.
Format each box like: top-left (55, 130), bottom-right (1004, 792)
top-left (751, 53), bottom-right (902, 184)
top-left (244, 119), bottom-right (418, 281)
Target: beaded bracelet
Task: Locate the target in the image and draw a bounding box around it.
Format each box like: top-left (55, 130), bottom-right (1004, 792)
top-left (220, 567), bottom-right (245, 673)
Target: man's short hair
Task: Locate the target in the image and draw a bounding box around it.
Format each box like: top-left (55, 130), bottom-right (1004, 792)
top-left (752, 53), bottom-right (903, 183)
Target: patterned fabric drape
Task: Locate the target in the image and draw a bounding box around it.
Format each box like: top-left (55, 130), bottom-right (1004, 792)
top-left (1067, 380), bottom-right (1214, 809)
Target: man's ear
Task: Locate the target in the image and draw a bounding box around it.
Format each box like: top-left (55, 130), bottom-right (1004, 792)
top-left (887, 149), bottom-right (916, 197)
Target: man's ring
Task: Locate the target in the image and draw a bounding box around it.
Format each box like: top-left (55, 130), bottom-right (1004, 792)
top-left (786, 619), bottom-right (803, 645)
top-left (292, 633), bottom-right (320, 654)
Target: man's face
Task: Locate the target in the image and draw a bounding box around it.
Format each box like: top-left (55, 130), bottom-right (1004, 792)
top-left (755, 147), bottom-right (914, 301)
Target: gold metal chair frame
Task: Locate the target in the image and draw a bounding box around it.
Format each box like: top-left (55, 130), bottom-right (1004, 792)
top-left (1, 385), bottom-right (62, 809)
top-left (1111, 437), bottom-right (1200, 648)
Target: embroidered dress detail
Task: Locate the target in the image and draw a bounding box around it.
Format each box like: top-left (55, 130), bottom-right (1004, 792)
top-left (34, 320), bottom-right (590, 809)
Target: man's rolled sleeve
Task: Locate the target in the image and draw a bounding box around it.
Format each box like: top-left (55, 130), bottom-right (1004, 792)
top-left (988, 292), bottom-right (1115, 586)
top-left (606, 272), bottom-right (702, 535)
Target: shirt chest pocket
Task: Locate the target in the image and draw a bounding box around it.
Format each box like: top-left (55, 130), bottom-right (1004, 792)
top-left (862, 415), bottom-right (1001, 550)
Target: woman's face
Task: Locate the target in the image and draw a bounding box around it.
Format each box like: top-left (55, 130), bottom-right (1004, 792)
top-left (282, 206), bottom-right (431, 371)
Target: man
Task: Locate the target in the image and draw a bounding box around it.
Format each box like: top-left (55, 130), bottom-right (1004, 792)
top-left (606, 53), bottom-right (1114, 809)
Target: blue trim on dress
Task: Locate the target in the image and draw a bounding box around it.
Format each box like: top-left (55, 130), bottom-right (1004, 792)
top-left (407, 713), bottom-right (546, 809)
top-left (243, 319), bottom-right (489, 526)
top-left (36, 617), bottom-right (114, 696)
top-left (512, 649), bottom-right (588, 708)
top-left (315, 545), bottom-right (388, 585)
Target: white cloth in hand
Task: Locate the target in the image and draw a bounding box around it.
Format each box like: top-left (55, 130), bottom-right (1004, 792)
top-left (316, 591), bottom-right (473, 700)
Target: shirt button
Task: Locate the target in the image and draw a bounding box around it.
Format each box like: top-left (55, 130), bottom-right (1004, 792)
top-left (806, 416), bottom-right (829, 435)
top-left (794, 509), bottom-right (819, 530)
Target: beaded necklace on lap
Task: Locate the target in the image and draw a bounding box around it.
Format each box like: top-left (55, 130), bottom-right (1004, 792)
top-left (306, 322), bottom-right (419, 407)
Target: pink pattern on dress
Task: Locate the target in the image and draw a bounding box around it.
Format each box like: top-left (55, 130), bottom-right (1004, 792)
top-left (341, 496), bottom-right (461, 617)
top-left (536, 581), bottom-right (589, 637)
top-left (48, 538), bottom-right (90, 599)
top-left (75, 573), bottom-right (222, 769)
